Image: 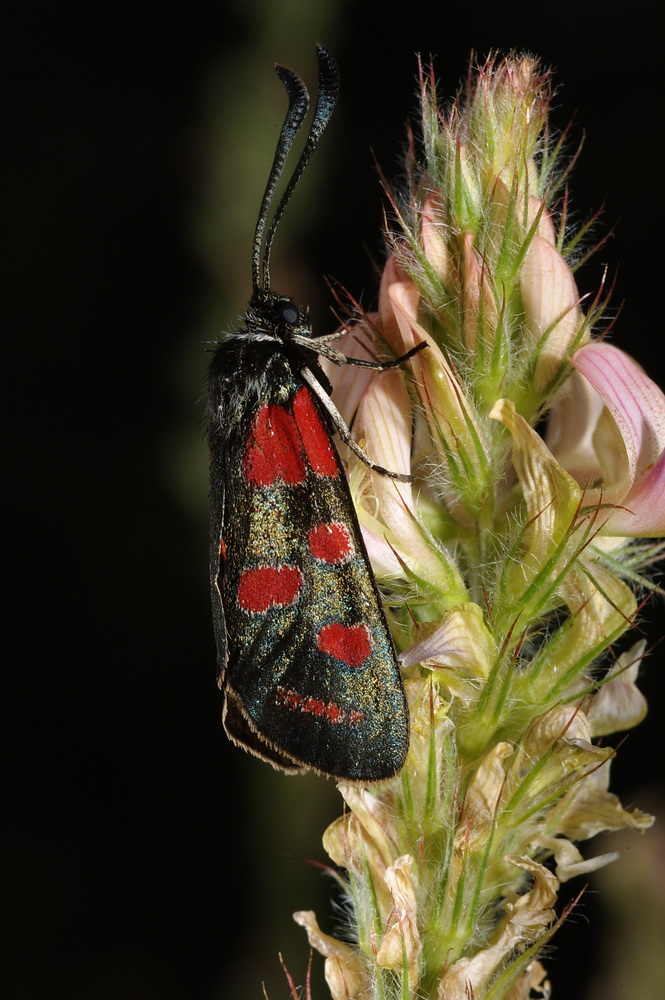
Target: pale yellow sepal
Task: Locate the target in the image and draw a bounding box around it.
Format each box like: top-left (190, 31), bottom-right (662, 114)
top-left (387, 278), bottom-right (483, 460)
top-left (552, 756), bottom-right (654, 841)
top-left (375, 854), bottom-right (421, 981)
top-left (505, 961), bottom-right (551, 1000)
top-left (535, 834), bottom-right (618, 881)
top-left (437, 857), bottom-right (557, 1000)
top-left (530, 562), bottom-right (638, 703)
top-left (490, 398), bottom-right (582, 614)
top-left (334, 784), bottom-right (399, 865)
top-left (454, 742), bottom-right (514, 852)
top-left (402, 675), bottom-right (454, 786)
top-left (293, 911), bottom-right (371, 1000)
top-left (400, 603), bottom-right (496, 703)
top-left (323, 786), bottom-right (399, 926)
top-left (587, 640), bottom-right (648, 736)
top-left (502, 706), bottom-right (615, 826)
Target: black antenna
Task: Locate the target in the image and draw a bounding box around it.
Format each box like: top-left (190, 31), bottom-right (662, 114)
top-left (251, 67), bottom-right (309, 294)
top-left (252, 45), bottom-right (340, 295)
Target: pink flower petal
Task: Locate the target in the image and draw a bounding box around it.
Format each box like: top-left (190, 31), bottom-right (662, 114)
top-left (520, 234), bottom-right (583, 390)
top-left (606, 445), bottom-right (665, 536)
top-left (572, 343), bottom-right (665, 535)
top-left (319, 326), bottom-right (379, 430)
top-left (360, 525), bottom-right (403, 577)
top-left (545, 370), bottom-right (606, 486)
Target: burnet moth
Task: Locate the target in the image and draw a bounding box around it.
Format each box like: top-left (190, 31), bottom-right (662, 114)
top-left (207, 45), bottom-right (418, 781)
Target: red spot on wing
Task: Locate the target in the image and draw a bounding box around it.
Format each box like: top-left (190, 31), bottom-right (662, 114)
top-left (308, 522), bottom-right (354, 563)
top-left (279, 688), bottom-right (300, 711)
top-left (348, 709), bottom-right (366, 725)
top-left (243, 404), bottom-right (306, 486)
top-left (219, 537), bottom-right (227, 561)
top-left (292, 387), bottom-right (339, 478)
top-left (276, 687), bottom-right (365, 727)
top-left (301, 696), bottom-right (326, 717)
top-left (317, 623), bottom-right (373, 668)
top-left (238, 565), bottom-right (303, 613)
top-left (325, 702), bottom-right (344, 723)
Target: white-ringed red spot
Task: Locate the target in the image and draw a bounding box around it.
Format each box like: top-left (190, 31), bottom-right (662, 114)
top-left (307, 521), bottom-right (354, 563)
top-left (238, 565), bottom-right (303, 613)
top-left (317, 622), bottom-right (373, 668)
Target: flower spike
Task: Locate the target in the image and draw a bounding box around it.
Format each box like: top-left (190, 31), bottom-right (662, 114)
top-left (286, 52), bottom-right (662, 1000)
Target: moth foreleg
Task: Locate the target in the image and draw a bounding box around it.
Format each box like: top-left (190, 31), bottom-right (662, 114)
top-left (299, 366), bottom-right (414, 483)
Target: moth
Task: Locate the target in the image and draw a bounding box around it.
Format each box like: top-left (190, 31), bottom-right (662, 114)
top-left (207, 45), bottom-right (418, 780)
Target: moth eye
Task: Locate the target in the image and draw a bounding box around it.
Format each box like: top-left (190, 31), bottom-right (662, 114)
top-left (273, 300), bottom-right (299, 326)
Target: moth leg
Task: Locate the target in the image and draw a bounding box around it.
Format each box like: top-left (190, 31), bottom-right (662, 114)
top-left (294, 334), bottom-right (427, 369)
top-left (299, 366), bottom-right (413, 483)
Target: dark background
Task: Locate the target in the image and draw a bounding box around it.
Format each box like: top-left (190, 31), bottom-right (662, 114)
top-left (5, 1), bottom-right (665, 998)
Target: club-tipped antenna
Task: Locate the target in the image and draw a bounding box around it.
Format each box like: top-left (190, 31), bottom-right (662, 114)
top-left (253, 45), bottom-right (340, 295)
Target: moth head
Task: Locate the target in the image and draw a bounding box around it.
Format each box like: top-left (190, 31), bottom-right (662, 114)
top-left (246, 289), bottom-right (310, 340)
top-left (271, 297), bottom-right (300, 328)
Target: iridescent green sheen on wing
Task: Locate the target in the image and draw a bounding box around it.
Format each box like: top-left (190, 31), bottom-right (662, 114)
top-left (208, 346), bottom-right (408, 780)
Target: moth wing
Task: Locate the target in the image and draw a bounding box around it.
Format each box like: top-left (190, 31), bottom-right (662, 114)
top-left (223, 688), bottom-right (306, 772)
top-left (213, 375), bottom-right (408, 781)
top-left (210, 423), bottom-right (305, 773)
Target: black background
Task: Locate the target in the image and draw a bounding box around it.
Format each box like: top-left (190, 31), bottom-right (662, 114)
top-left (5, 1), bottom-right (665, 998)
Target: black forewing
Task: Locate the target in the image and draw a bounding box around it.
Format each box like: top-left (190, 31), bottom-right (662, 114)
top-left (208, 342), bottom-right (408, 781)
top-left (209, 342), bottom-right (305, 773)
